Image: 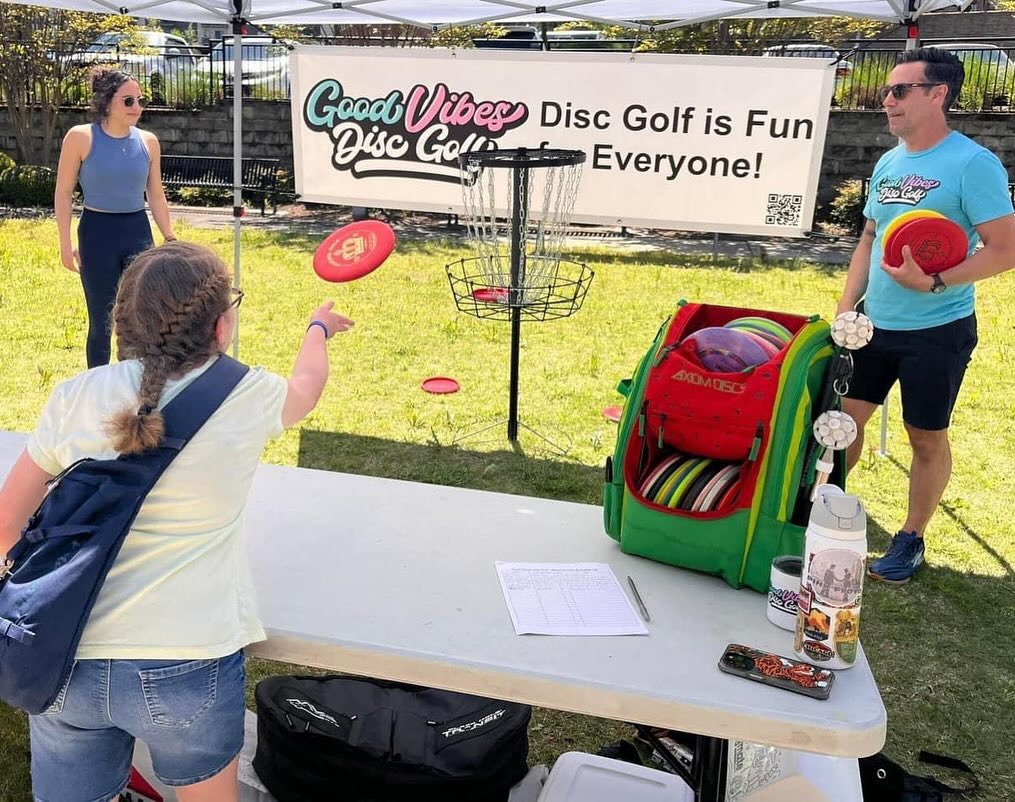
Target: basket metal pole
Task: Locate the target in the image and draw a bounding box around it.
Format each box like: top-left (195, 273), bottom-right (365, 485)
top-left (507, 161), bottom-right (529, 442)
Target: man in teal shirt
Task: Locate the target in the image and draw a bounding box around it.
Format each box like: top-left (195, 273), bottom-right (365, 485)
top-left (838, 47), bottom-right (1015, 583)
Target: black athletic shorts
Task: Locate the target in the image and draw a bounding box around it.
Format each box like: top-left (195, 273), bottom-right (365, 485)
top-left (844, 312), bottom-right (977, 431)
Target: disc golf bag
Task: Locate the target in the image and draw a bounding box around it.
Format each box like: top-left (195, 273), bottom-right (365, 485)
top-left (859, 750), bottom-right (978, 801)
top-left (253, 675), bottom-right (531, 802)
top-left (602, 300), bottom-right (845, 593)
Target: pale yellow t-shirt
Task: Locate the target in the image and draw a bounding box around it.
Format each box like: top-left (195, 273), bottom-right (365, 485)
top-left (26, 356), bottom-right (288, 660)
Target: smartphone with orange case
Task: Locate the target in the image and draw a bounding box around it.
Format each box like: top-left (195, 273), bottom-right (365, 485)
top-left (718, 643), bottom-right (834, 700)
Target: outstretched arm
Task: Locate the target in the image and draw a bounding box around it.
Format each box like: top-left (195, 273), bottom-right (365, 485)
top-left (281, 302), bottom-right (356, 428)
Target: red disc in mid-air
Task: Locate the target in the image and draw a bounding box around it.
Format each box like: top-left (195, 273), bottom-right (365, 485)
top-left (884, 217), bottom-right (967, 273)
top-left (312, 220), bottom-right (396, 282)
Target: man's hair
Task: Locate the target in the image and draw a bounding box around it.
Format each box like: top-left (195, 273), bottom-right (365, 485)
top-left (898, 47), bottom-right (965, 110)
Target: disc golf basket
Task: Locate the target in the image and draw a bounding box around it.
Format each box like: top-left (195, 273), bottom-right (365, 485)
top-left (446, 147), bottom-right (594, 447)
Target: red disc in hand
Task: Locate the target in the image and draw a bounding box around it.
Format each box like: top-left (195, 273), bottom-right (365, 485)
top-left (313, 220), bottom-right (395, 282)
top-left (885, 217), bottom-right (968, 273)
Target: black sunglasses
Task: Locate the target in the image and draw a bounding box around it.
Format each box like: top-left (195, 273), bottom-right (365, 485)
top-left (876, 82), bottom-right (944, 104)
top-left (229, 287), bottom-right (244, 309)
top-left (121, 95), bottom-right (148, 108)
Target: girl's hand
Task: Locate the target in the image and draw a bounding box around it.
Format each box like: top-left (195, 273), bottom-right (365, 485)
top-left (309, 301), bottom-right (355, 339)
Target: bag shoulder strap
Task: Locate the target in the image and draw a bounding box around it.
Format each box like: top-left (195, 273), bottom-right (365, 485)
top-left (917, 750), bottom-right (979, 796)
top-left (129, 355), bottom-right (249, 459)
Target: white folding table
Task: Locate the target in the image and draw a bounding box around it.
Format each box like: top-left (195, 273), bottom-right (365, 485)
top-left (0, 429), bottom-right (886, 800)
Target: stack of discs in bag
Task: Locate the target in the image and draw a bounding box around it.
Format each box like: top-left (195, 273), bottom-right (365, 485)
top-left (639, 453), bottom-right (742, 512)
top-left (724, 316), bottom-right (793, 355)
top-left (679, 327), bottom-right (775, 373)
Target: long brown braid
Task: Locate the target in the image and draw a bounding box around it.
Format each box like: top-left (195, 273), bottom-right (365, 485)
top-left (106, 242), bottom-right (232, 454)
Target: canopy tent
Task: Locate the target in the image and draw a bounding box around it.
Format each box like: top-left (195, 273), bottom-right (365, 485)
top-left (2, 0), bottom-right (975, 27)
top-left (5, 0), bottom-right (973, 353)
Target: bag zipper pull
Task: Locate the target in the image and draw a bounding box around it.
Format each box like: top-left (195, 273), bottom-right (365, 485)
top-left (653, 344), bottom-right (677, 368)
top-left (658, 414), bottom-right (666, 449)
top-left (747, 422), bottom-right (765, 462)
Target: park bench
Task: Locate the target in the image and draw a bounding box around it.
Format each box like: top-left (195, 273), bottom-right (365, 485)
top-left (160, 155), bottom-right (280, 216)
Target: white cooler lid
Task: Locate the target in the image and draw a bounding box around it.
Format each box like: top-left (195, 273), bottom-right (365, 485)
top-left (537, 752), bottom-right (694, 802)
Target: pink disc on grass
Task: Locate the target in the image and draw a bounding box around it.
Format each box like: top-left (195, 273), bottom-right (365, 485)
top-left (421, 376), bottom-right (460, 394)
top-left (603, 406), bottom-right (622, 423)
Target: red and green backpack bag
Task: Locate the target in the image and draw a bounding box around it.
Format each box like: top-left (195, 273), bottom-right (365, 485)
top-left (602, 300), bottom-right (846, 593)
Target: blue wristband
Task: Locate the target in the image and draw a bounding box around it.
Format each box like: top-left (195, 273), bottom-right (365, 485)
top-left (307, 320), bottom-right (329, 339)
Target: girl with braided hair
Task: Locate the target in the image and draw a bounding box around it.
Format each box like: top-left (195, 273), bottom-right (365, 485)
top-left (55, 68), bottom-right (177, 368)
top-left (0, 241), bottom-right (353, 801)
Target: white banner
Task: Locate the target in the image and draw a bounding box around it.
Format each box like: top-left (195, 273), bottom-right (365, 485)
top-left (291, 47), bottom-right (835, 236)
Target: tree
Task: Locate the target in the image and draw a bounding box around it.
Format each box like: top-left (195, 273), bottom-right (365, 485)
top-left (0, 4), bottom-right (135, 165)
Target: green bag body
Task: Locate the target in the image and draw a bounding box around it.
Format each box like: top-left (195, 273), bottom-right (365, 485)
top-left (603, 301), bottom-right (845, 593)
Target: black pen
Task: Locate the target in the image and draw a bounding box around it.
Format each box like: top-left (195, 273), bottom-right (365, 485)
top-left (627, 575), bottom-right (651, 623)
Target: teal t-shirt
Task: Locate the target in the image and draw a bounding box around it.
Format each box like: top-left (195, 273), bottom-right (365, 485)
top-left (863, 130), bottom-right (1013, 331)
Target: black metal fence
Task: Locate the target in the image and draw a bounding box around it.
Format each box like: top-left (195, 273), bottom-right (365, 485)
top-left (3, 37), bottom-right (290, 109)
top-left (5, 36), bottom-right (1015, 112)
top-left (758, 38), bottom-right (1015, 112)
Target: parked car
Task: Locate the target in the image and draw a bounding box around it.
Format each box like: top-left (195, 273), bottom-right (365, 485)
top-left (926, 43), bottom-right (1014, 108)
top-left (199, 36), bottom-right (289, 98)
top-left (762, 43), bottom-right (854, 85)
top-left (68, 31), bottom-right (199, 84)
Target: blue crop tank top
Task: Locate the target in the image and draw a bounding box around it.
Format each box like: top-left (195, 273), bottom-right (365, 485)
top-left (79, 123), bottom-right (150, 213)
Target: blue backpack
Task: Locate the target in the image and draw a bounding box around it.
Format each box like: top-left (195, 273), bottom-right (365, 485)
top-left (0, 356), bottom-right (248, 714)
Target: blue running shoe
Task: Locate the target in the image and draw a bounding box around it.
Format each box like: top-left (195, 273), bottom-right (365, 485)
top-left (868, 530), bottom-right (925, 584)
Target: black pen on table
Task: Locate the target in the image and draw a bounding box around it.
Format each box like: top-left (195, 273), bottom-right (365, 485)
top-left (627, 575), bottom-right (651, 623)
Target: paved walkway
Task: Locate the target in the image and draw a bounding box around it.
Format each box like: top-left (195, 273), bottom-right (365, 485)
top-left (0, 204), bottom-right (858, 266)
top-left (170, 205), bottom-right (858, 266)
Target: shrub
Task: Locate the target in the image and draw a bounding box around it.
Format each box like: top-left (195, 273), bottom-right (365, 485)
top-left (0, 165), bottom-right (57, 207)
top-left (0, 152), bottom-right (16, 173)
top-left (829, 178), bottom-right (865, 232)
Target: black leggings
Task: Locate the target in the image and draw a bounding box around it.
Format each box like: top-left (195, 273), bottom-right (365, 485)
top-left (78, 208), bottom-right (153, 367)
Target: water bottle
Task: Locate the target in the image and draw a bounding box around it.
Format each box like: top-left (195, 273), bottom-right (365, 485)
top-left (794, 485), bottom-right (867, 670)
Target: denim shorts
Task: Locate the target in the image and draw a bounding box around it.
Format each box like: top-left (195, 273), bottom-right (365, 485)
top-left (29, 650), bottom-right (246, 802)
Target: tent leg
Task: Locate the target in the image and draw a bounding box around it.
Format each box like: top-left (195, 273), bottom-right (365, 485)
top-left (231, 26), bottom-right (244, 358)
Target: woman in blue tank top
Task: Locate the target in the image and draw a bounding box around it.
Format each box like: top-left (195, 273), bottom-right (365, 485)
top-left (55, 69), bottom-right (177, 367)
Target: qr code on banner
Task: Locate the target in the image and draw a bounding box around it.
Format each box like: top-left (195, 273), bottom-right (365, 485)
top-left (765, 193), bottom-right (803, 226)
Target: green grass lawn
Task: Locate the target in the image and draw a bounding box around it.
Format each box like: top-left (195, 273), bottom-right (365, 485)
top-left (1, 217), bottom-right (1013, 800)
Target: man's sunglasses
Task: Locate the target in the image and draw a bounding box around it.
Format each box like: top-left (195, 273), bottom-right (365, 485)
top-left (876, 82), bottom-right (944, 104)
top-left (229, 287), bottom-right (244, 309)
top-left (121, 95), bottom-right (148, 108)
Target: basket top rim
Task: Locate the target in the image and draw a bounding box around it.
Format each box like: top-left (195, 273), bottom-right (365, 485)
top-left (459, 147), bottom-right (586, 169)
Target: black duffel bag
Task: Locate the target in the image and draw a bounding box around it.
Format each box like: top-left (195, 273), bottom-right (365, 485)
top-left (253, 675), bottom-right (532, 802)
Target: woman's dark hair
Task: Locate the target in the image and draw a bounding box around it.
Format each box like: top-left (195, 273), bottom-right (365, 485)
top-left (899, 47), bottom-right (965, 110)
top-left (89, 68), bottom-right (135, 121)
top-left (106, 242), bottom-right (232, 454)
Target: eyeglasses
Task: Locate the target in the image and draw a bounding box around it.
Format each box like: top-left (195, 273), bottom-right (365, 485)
top-left (121, 95), bottom-right (148, 108)
top-left (876, 82), bottom-right (944, 104)
top-left (229, 287), bottom-right (244, 309)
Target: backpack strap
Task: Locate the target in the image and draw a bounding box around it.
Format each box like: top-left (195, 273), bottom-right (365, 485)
top-left (917, 750), bottom-right (979, 796)
top-left (152, 355), bottom-right (249, 451)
